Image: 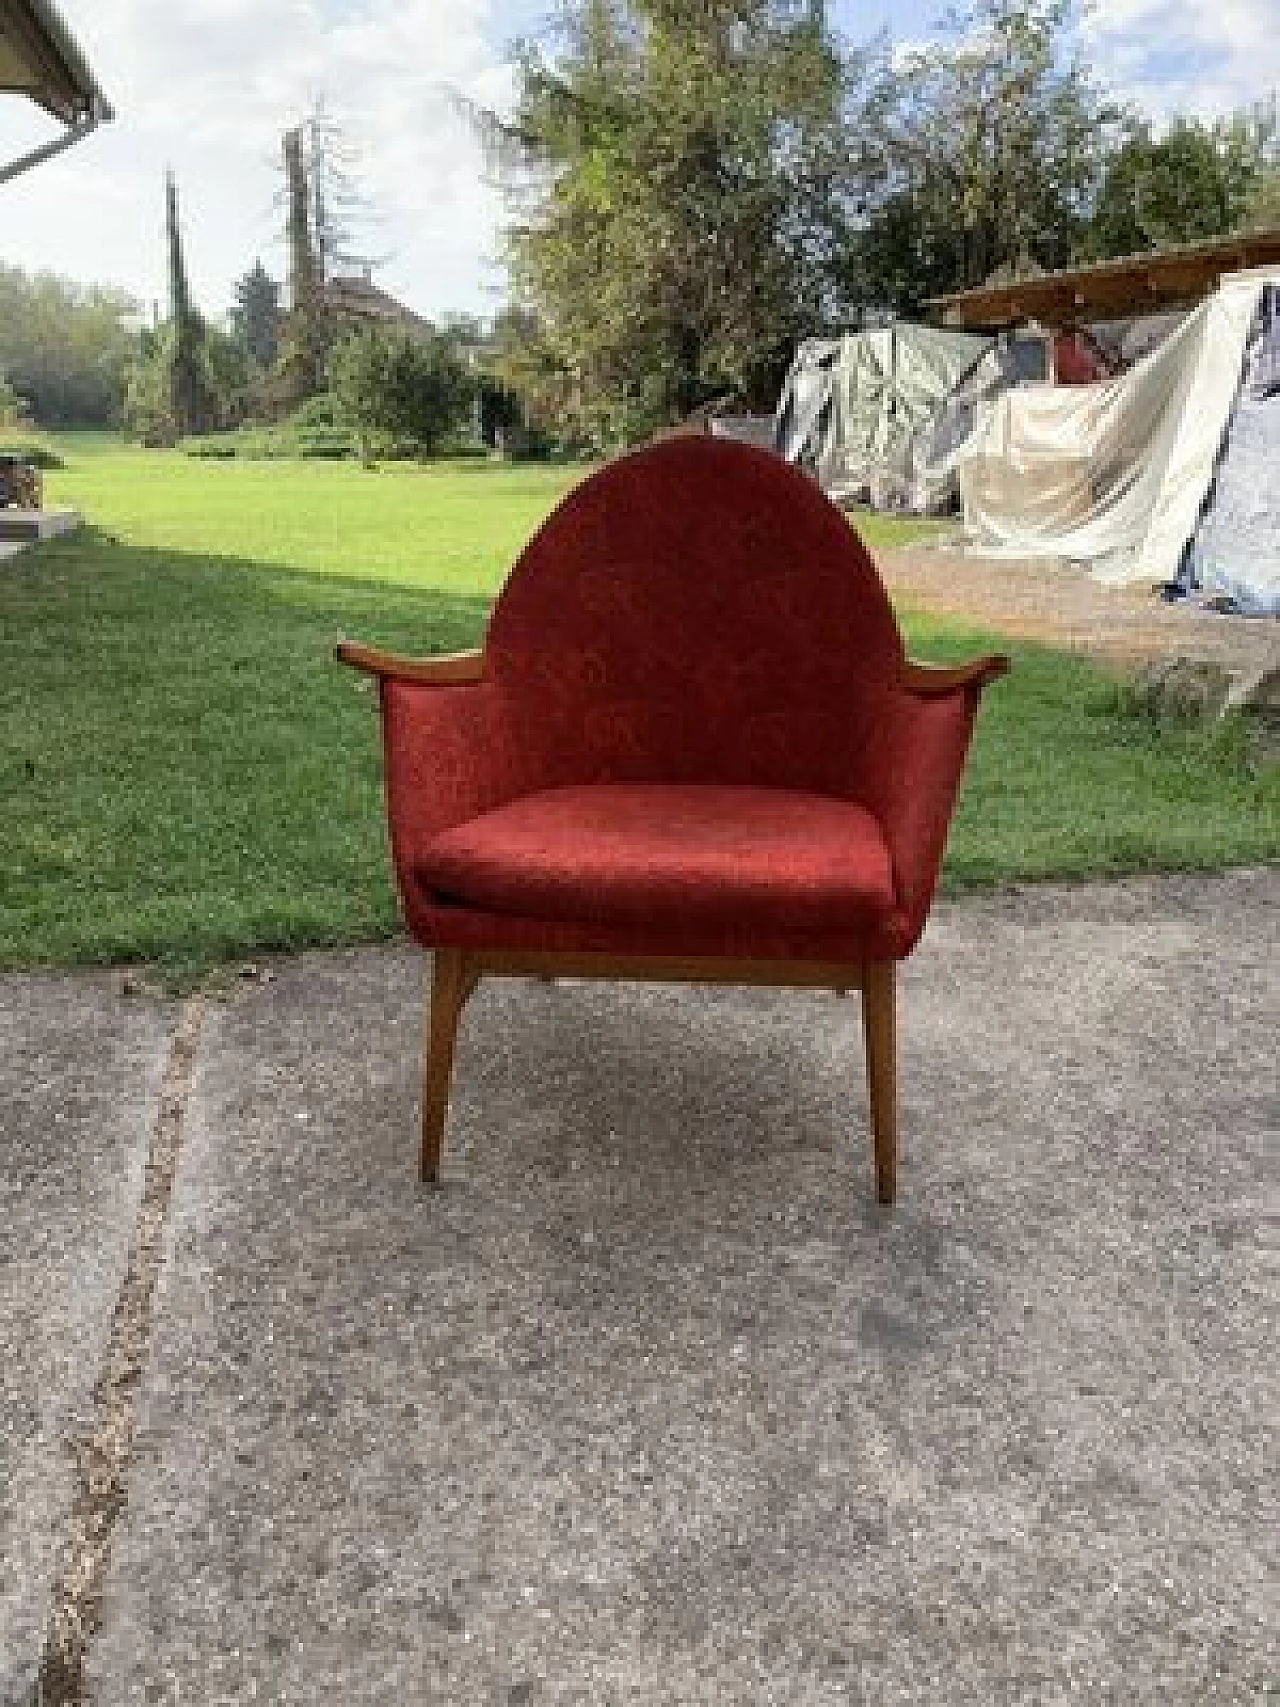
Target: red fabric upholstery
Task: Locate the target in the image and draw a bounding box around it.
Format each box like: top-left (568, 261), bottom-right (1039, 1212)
top-left (419, 784), bottom-right (895, 933)
top-left (483, 436), bottom-right (905, 794)
top-left (375, 436), bottom-right (986, 965)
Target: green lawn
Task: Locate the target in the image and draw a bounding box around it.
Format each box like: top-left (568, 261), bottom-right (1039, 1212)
top-left (0, 435), bottom-right (1274, 982)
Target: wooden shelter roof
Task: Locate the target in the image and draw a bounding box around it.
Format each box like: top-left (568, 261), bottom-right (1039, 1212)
top-left (929, 229), bottom-right (1280, 329)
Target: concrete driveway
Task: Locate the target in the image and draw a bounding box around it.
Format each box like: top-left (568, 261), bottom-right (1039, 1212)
top-left (2, 871), bottom-right (1275, 1705)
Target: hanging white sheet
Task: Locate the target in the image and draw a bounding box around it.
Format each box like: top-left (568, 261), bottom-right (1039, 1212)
top-left (957, 269), bottom-right (1280, 589)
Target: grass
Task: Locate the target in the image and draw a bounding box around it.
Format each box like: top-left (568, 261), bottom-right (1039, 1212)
top-left (1, 435), bottom-right (1274, 983)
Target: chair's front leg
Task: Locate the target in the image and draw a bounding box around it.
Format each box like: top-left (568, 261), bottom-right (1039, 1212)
top-left (861, 960), bottom-right (898, 1206)
top-left (421, 948), bottom-right (471, 1182)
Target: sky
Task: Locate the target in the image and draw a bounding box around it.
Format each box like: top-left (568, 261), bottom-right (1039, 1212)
top-left (0, 0), bottom-right (1277, 327)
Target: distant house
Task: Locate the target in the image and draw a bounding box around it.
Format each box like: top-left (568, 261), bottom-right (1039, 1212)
top-left (323, 273), bottom-right (433, 341)
top-left (0, 0), bottom-right (112, 185)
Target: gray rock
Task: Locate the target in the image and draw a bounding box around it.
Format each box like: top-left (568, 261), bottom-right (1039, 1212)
top-left (1223, 661), bottom-right (1280, 716)
top-left (1130, 656), bottom-right (1234, 718)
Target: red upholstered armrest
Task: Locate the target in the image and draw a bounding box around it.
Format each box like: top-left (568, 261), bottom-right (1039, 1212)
top-left (852, 659), bottom-right (1008, 953)
top-left (337, 640), bottom-right (534, 860)
top-left (378, 678), bottom-right (523, 841)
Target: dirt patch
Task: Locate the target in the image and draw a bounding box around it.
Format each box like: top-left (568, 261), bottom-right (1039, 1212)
top-left (880, 540), bottom-right (1279, 677)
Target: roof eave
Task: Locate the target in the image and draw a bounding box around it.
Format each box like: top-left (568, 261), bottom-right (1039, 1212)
top-left (2, 0), bottom-right (112, 126)
top-left (927, 228), bottom-right (1280, 329)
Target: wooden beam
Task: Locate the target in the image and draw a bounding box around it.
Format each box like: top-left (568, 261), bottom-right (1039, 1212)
top-left (926, 226), bottom-right (1280, 328)
top-left (901, 655), bottom-right (1011, 698)
top-left (466, 950), bottom-right (865, 991)
top-left (335, 642), bottom-right (485, 684)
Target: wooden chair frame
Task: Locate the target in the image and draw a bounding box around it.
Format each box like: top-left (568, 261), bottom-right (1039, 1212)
top-left (422, 946), bottom-right (897, 1201)
top-left (338, 641), bottom-right (1009, 1206)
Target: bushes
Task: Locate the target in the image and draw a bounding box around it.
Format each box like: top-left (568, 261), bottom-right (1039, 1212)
top-left (329, 327), bottom-right (474, 460)
top-left (180, 329), bottom-right (481, 464)
top-left (175, 321), bottom-right (482, 463)
top-left (0, 371), bottom-right (63, 468)
top-left (181, 395), bottom-right (355, 460)
top-left (125, 321), bottom-right (253, 445)
top-left (0, 441), bottom-right (64, 470)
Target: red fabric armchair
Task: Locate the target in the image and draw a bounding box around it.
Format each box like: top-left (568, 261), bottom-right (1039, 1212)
top-left (338, 437), bottom-right (1007, 1203)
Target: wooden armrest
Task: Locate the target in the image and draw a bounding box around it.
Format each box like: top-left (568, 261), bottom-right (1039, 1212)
top-left (900, 654), bottom-right (1010, 698)
top-left (335, 641), bottom-right (486, 684)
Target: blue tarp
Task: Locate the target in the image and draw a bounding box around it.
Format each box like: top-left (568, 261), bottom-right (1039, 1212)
top-left (1191, 285), bottom-right (1280, 616)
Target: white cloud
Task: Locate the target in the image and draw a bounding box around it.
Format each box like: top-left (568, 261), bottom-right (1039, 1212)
top-left (1081, 0), bottom-right (1280, 124)
top-left (0, 0), bottom-right (518, 320)
top-left (5, 0), bottom-right (1274, 320)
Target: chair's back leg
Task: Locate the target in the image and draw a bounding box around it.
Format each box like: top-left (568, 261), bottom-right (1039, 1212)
top-left (421, 948), bottom-right (470, 1182)
top-left (861, 960), bottom-right (898, 1205)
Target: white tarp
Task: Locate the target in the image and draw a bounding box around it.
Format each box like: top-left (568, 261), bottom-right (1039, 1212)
top-left (775, 325), bottom-right (995, 510)
top-left (957, 269), bottom-right (1280, 608)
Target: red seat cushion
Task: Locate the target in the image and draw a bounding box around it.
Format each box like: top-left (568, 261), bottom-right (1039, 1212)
top-left (417, 784), bottom-right (896, 934)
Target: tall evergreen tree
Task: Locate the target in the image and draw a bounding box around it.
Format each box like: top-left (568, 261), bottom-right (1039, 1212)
top-left (164, 172), bottom-right (214, 435)
top-left (231, 259), bottom-right (282, 368)
top-left (276, 125), bottom-right (327, 402)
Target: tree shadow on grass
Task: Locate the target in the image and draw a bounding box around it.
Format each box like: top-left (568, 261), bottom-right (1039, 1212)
top-left (2, 522), bottom-right (495, 642)
top-left (1, 528), bottom-right (1275, 982)
top-left (0, 528), bottom-right (497, 979)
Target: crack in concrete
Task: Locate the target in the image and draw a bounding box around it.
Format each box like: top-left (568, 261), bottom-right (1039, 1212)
top-left (28, 996), bottom-right (206, 1707)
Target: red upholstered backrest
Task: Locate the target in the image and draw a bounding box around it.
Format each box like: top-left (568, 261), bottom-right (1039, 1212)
top-left (484, 436), bottom-right (906, 793)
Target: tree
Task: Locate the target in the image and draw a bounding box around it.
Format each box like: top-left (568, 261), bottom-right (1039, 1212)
top-left (0, 265), bottom-right (138, 425)
top-left (329, 327), bottom-right (474, 459)
top-left (484, 304), bottom-right (561, 452)
top-left (847, 188), bottom-right (965, 321)
top-left (202, 323), bottom-right (253, 425)
top-left (0, 368), bottom-right (26, 432)
top-left (121, 326), bottom-right (175, 443)
top-left (164, 172), bottom-right (215, 435)
top-left (122, 179), bottom-right (249, 443)
top-left (1088, 117), bottom-right (1263, 257)
top-left (299, 92), bottom-right (383, 283)
top-left (123, 319), bottom-right (250, 442)
top-left (481, 0), bottom-right (860, 446)
top-left (1236, 95), bottom-right (1280, 232)
top-left (275, 125), bottom-right (328, 404)
top-left (231, 259), bottom-right (282, 368)
top-left (1245, 167), bottom-right (1280, 230)
top-left (854, 0), bottom-right (1120, 312)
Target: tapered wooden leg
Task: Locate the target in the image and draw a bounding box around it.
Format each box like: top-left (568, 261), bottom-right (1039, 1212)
top-left (421, 949), bottom-right (468, 1183)
top-left (861, 959), bottom-right (898, 1206)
